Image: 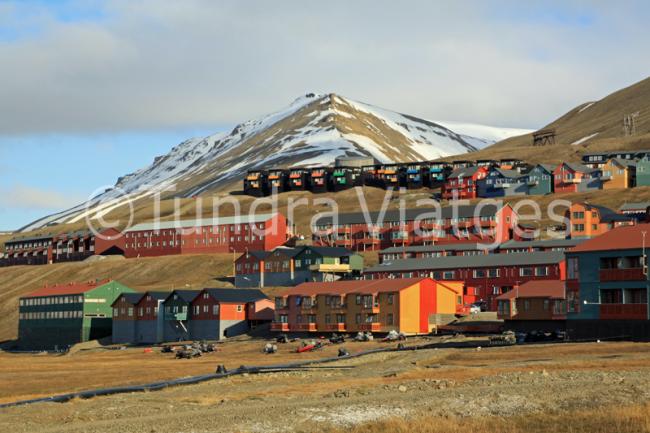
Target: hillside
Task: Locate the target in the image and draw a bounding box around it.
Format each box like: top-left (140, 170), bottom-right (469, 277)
top-left (458, 76), bottom-right (650, 163)
top-left (20, 93), bottom-right (528, 233)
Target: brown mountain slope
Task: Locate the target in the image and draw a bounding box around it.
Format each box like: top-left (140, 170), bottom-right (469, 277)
top-left (451, 76), bottom-right (650, 164)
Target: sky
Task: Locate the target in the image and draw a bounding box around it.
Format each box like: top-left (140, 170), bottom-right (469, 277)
top-left (1, 0), bottom-right (650, 230)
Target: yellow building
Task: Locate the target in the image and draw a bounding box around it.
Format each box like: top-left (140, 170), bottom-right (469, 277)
top-left (271, 278), bottom-right (467, 334)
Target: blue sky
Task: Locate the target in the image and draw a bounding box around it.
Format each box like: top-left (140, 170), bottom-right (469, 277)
top-left (1, 0), bottom-right (650, 230)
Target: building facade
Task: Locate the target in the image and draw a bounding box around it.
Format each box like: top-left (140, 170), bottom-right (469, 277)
top-left (601, 158), bottom-right (636, 190)
top-left (271, 278), bottom-right (469, 334)
top-left (19, 280), bottom-right (135, 349)
top-left (553, 163), bottom-right (601, 194)
top-left (565, 224), bottom-right (650, 339)
top-left (312, 204), bottom-right (519, 251)
top-left (122, 213), bottom-right (289, 258)
top-left (496, 280), bottom-right (567, 332)
top-left (477, 168), bottom-right (529, 198)
top-left (565, 202), bottom-right (635, 239)
top-left (442, 166), bottom-right (488, 200)
top-left (365, 251), bottom-right (566, 310)
top-left (526, 164), bottom-right (555, 195)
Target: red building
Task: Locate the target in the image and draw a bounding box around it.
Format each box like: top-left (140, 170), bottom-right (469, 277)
top-left (442, 166), bottom-right (488, 200)
top-left (122, 213), bottom-right (290, 258)
top-left (312, 204), bottom-right (518, 251)
top-left (496, 280), bottom-right (567, 332)
top-left (365, 251), bottom-right (566, 310)
top-left (553, 163), bottom-right (601, 194)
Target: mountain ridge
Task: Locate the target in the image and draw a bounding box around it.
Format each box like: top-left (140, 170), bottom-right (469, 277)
top-left (19, 93), bottom-right (530, 232)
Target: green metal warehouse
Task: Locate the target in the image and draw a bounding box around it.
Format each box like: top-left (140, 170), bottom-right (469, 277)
top-left (18, 279), bottom-right (135, 350)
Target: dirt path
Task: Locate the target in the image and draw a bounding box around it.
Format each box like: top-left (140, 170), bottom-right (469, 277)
top-left (1, 342), bottom-right (650, 432)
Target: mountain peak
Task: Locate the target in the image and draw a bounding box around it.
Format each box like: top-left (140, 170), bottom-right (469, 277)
top-left (20, 95), bottom-right (529, 231)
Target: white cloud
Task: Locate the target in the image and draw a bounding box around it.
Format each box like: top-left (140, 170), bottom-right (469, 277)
top-left (0, 185), bottom-right (85, 210)
top-left (0, 0), bottom-right (649, 134)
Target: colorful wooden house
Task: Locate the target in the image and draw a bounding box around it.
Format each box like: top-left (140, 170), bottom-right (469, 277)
top-left (288, 168), bottom-right (310, 191)
top-left (309, 167), bottom-right (331, 193)
top-left (565, 202), bottom-right (635, 239)
top-left (565, 224), bottom-right (650, 339)
top-left (442, 166), bottom-right (488, 200)
top-left (271, 278), bottom-right (469, 334)
top-left (553, 163), bottom-right (601, 194)
top-left (243, 170), bottom-right (269, 197)
top-left (267, 169), bottom-right (290, 193)
top-left (601, 158), bottom-right (636, 190)
top-left (477, 167), bottom-right (529, 198)
top-left (526, 164), bottom-right (555, 195)
top-left (496, 280), bottom-right (567, 332)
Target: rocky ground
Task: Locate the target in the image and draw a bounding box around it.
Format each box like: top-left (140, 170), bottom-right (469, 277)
top-left (1, 341), bottom-right (650, 432)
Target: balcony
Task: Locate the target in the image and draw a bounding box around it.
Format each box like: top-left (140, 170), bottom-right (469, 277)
top-left (361, 304), bottom-right (380, 314)
top-left (324, 323), bottom-right (346, 332)
top-left (310, 263), bottom-right (352, 273)
top-left (599, 268), bottom-right (646, 282)
top-left (600, 304), bottom-right (647, 320)
top-left (358, 323), bottom-right (381, 332)
top-left (165, 312), bottom-right (187, 321)
top-left (271, 322), bottom-right (290, 332)
top-left (294, 323), bottom-right (318, 332)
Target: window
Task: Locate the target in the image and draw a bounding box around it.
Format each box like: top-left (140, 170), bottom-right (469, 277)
top-left (443, 271), bottom-right (455, 279)
top-left (213, 305), bottom-right (219, 315)
top-left (572, 224), bottom-right (585, 232)
top-left (237, 305), bottom-right (243, 312)
top-left (355, 313), bottom-right (361, 324)
top-left (355, 295), bottom-right (361, 305)
top-left (473, 269), bottom-right (486, 278)
top-left (387, 313), bottom-right (394, 326)
top-left (203, 305), bottom-right (209, 313)
top-left (543, 299), bottom-right (550, 310)
top-left (194, 305), bottom-right (200, 315)
top-left (523, 300), bottom-right (530, 311)
top-left (519, 267), bottom-right (533, 277)
top-left (325, 314), bottom-right (331, 324)
top-left (128, 307), bottom-right (133, 317)
top-left (535, 267), bottom-right (548, 276)
top-left (387, 294), bottom-right (394, 305)
top-left (487, 269), bottom-right (500, 278)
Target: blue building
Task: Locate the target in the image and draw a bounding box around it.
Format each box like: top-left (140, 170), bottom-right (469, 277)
top-left (477, 167), bottom-right (529, 198)
top-left (565, 224), bottom-right (650, 339)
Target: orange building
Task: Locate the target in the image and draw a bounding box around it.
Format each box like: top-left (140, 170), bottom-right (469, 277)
top-left (271, 278), bottom-right (470, 335)
top-left (601, 158), bottom-right (636, 190)
top-left (565, 202), bottom-right (635, 239)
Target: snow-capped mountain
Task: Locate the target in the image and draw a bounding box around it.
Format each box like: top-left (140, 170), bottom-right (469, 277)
top-left (21, 93), bottom-right (529, 232)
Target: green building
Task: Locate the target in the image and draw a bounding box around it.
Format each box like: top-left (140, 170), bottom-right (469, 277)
top-left (526, 164), bottom-right (555, 195)
top-left (636, 156), bottom-right (650, 187)
top-left (294, 246), bottom-right (364, 281)
top-left (18, 279), bottom-right (135, 350)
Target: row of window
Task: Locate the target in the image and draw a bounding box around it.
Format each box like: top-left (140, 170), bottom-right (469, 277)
top-left (288, 313), bottom-right (384, 325)
top-left (20, 310), bottom-right (83, 320)
top-left (388, 266), bottom-right (549, 280)
top-left (125, 234), bottom-right (262, 249)
top-left (20, 295), bottom-right (84, 306)
top-left (125, 224), bottom-right (266, 239)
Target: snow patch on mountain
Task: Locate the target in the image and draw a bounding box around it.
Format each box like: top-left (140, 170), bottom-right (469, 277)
top-left (20, 93), bottom-right (527, 232)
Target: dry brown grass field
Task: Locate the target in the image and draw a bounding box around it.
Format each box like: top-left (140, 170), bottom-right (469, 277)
top-left (1, 341), bottom-right (650, 432)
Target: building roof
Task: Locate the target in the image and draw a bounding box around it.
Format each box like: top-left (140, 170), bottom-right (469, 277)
top-left (492, 168), bottom-right (524, 179)
top-left (272, 246), bottom-right (306, 258)
top-left (496, 280), bottom-right (566, 301)
top-left (381, 242), bottom-right (491, 254)
top-left (533, 163), bottom-right (556, 174)
top-left (126, 213), bottom-right (279, 232)
top-left (279, 278), bottom-right (440, 297)
top-left (164, 290), bottom-right (201, 303)
top-left (6, 233), bottom-right (55, 244)
top-left (22, 279), bottom-right (114, 298)
top-left (303, 246), bottom-right (356, 257)
top-left (365, 251), bottom-right (565, 273)
top-left (203, 288), bottom-right (268, 303)
top-left (582, 203), bottom-right (633, 223)
top-left (314, 204), bottom-right (508, 226)
top-left (610, 157), bottom-right (637, 168)
top-left (620, 202), bottom-right (650, 212)
top-left (111, 292), bottom-right (145, 307)
top-left (568, 223), bottom-right (650, 253)
top-left (499, 238), bottom-right (587, 249)
top-left (448, 166), bottom-right (482, 178)
top-left (563, 162), bottom-right (599, 174)
top-left (141, 291), bottom-right (170, 301)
